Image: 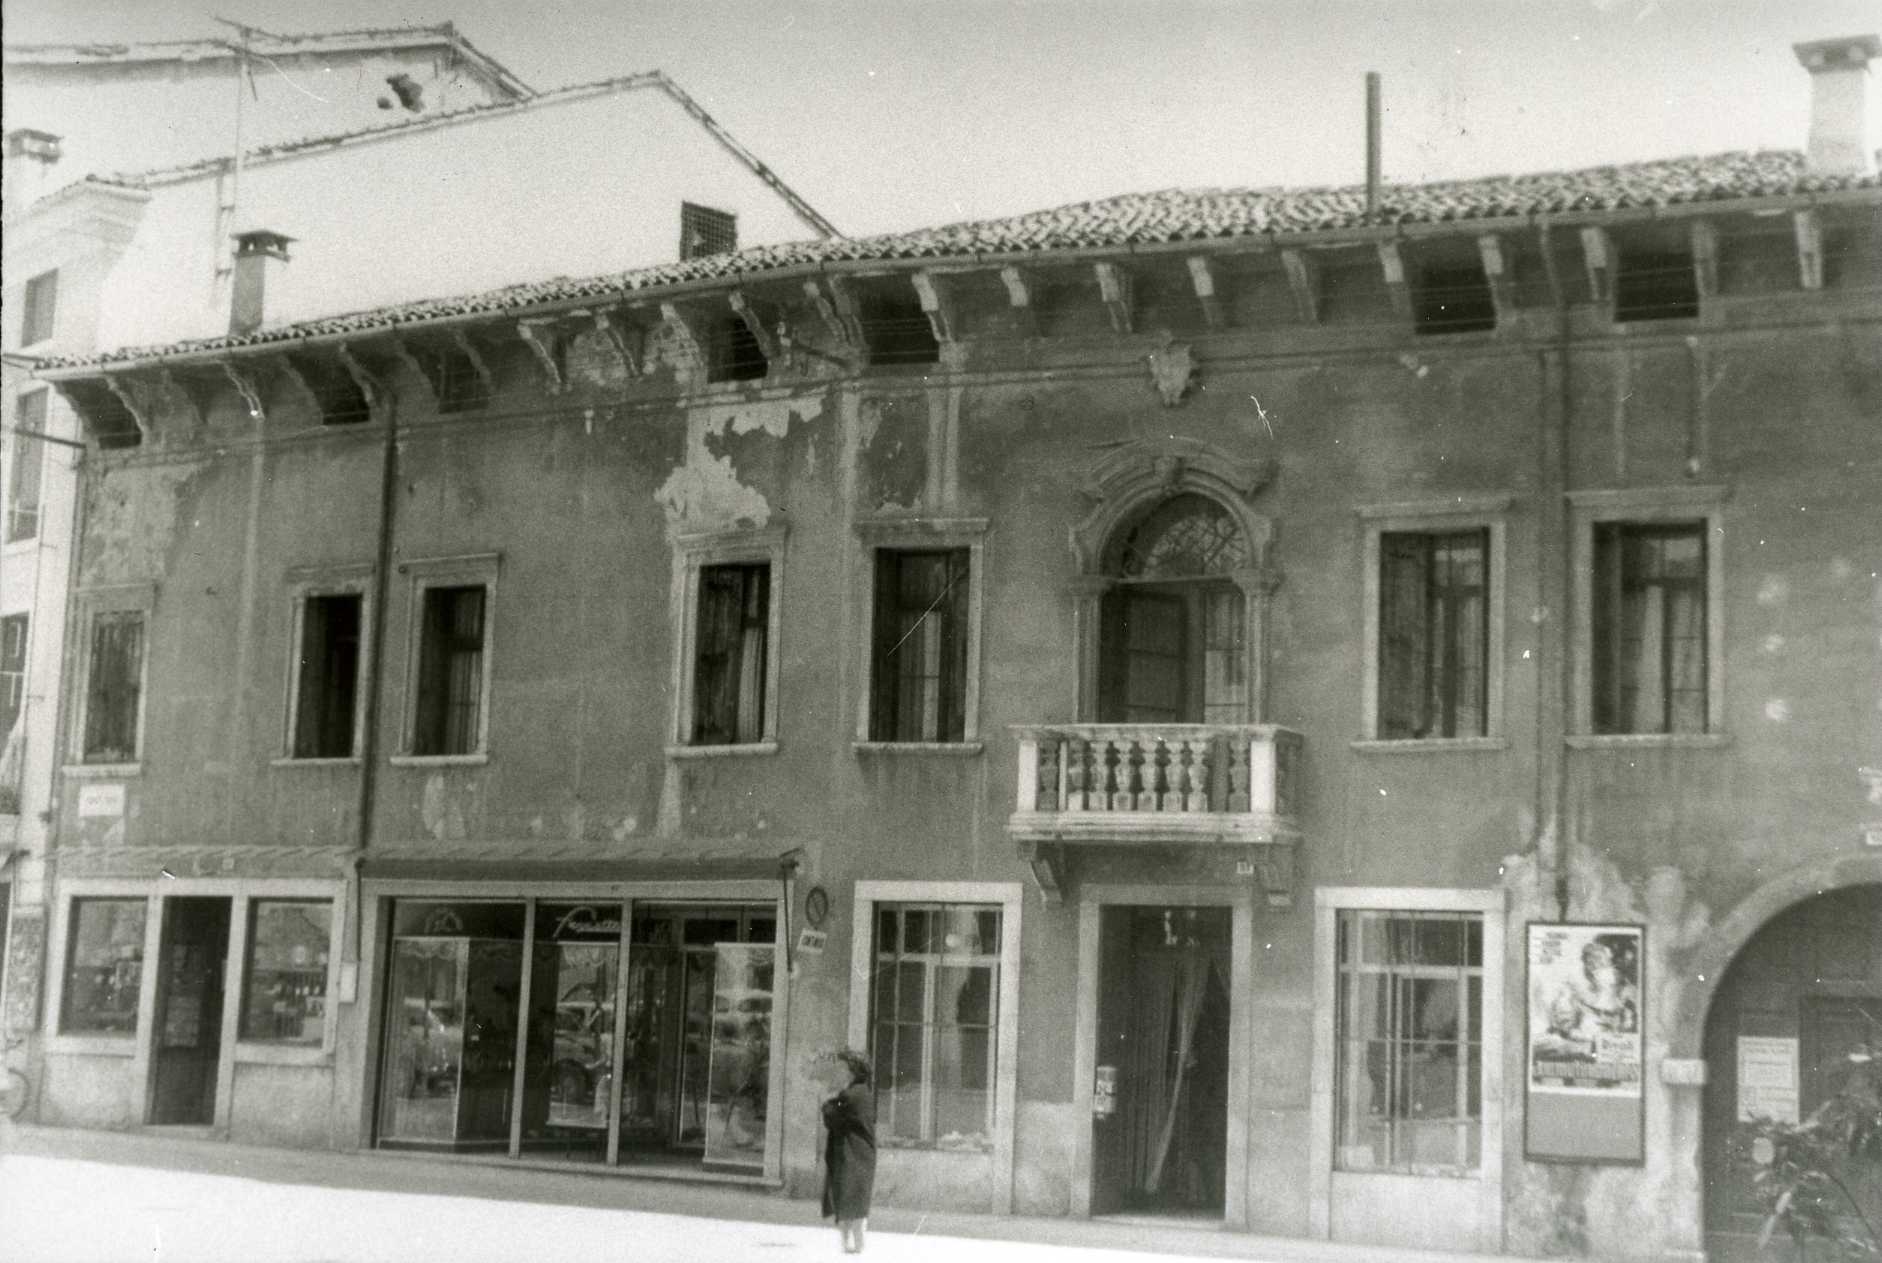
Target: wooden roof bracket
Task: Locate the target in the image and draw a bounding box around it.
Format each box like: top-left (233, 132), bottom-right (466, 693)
top-left (910, 271), bottom-right (957, 344)
top-left (102, 373), bottom-right (154, 440)
top-left (1279, 249), bottom-right (1320, 324)
top-left (1186, 256), bottom-right (1225, 330)
top-left (1376, 241), bottom-right (1412, 318)
top-left (1093, 261), bottom-right (1133, 334)
top-left (1792, 208), bottom-right (1824, 290)
top-left (516, 318), bottom-right (564, 394)
top-left (219, 357), bottom-right (266, 421)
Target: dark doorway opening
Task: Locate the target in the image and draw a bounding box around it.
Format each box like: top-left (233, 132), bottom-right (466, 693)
top-left (148, 896), bottom-right (231, 1126)
top-left (1701, 884), bottom-right (1882, 1262)
top-left (1092, 905), bottom-right (1231, 1217)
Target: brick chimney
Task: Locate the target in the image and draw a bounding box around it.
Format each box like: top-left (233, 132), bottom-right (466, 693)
top-left (230, 229), bottom-right (293, 335)
top-left (1793, 35), bottom-right (1880, 175)
top-left (3, 129), bottom-right (63, 220)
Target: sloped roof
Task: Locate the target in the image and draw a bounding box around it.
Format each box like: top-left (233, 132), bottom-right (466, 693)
top-left (74, 70), bottom-right (837, 241)
top-left (3, 21), bottom-right (533, 98)
top-left (39, 149), bottom-right (1881, 372)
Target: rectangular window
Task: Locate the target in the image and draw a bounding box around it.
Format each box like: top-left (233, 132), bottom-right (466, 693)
top-left (433, 347), bottom-right (489, 415)
top-left (238, 899), bottom-right (332, 1044)
top-left (1378, 529), bottom-right (1489, 739)
top-left (870, 903), bottom-right (1002, 1146)
top-left (692, 563), bottom-right (770, 745)
top-left (6, 391), bottom-right (47, 543)
top-left (871, 549), bottom-right (970, 742)
top-left (1335, 909), bottom-right (1483, 1172)
top-left (1412, 262), bottom-right (1497, 335)
top-left (708, 315), bottom-right (768, 383)
top-left (21, 270), bottom-right (58, 346)
top-left (292, 593), bottom-right (362, 758)
top-left (82, 610), bottom-right (144, 763)
top-left (679, 202), bottom-right (738, 260)
top-left (1, 613), bottom-right (27, 813)
top-left (60, 897), bottom-right (146, 1035)
top-left (1593, 522), bottom-right (1708, 734)
top-left (412, 584), bottom-right (487, 756)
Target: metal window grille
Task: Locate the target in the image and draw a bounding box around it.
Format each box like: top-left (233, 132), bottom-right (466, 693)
top-left (679, 202), bottom-right (738, 260)
top-left (82, 610), bottom-right (144, 763)
top-left (412, 585), bottom-right (486, 756)
top-left (1412, 263), bottom-right (1498, 334)
top-left (1334, 910), bottom-right (1484, 1173)
top-left (1614, 248), bottom-right (1699, 322)
top-left (1378, 529), bottom-right (1489, 738)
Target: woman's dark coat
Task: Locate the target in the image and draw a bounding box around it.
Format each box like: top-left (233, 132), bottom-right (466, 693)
top-left (820, 1083), bottom-right (877, 1220)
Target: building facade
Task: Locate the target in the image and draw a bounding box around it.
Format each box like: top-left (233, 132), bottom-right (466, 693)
top-left (17, 35), bottom-right (1882, 1263)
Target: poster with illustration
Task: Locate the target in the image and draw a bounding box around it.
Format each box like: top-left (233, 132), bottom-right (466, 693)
top-left (1527, 923), bottom-right (1643, 1097)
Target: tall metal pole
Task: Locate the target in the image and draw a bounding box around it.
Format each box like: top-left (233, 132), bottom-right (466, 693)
top-left (1365, 72), bottom-right (1382, 222)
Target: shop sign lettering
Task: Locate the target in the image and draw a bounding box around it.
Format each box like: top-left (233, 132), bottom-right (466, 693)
top-left (551, 905), bottom-right (623, 939)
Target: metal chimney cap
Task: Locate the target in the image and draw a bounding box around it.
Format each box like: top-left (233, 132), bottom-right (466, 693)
top-left (232, 229), bottom-right (295, 260)
top-left (1793, 34), bottom-right (1882, 70)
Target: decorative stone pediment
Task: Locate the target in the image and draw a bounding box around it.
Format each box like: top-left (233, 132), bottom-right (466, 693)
top-left (1071, 438), bottom-right (1276, 573)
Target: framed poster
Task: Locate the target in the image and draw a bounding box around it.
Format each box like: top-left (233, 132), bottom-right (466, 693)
top-left (1524, 922), bottom-right (1645, 1163)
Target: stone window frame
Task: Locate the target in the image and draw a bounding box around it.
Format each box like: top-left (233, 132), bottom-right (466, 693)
top-left (1067, 441), bottom-right (1278, 723)
top-left (1308, 885), bottom-right (1506, 1250)
top-left (275, 562), bottom-right (375, 767)
top-left (389, 553), bottom-right (501, 767)
top-left (665, 525), bottom-right (788, 758)
top-left (64, 582), bottom-right (157, 778)
top-left (1353, 495), bottom-right (1511, 752)
top-left (847, 879), bottom-right (1023, 1211)
top-left (20, 268), bottom-right (58, 348)
top-left (851, 517), bottom-right (988, 755)
top-left (1566, 486), bottom-right (1729, 749)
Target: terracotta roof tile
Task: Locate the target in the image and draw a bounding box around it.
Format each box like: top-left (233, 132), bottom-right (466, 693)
top-left (44, 149), bottom-right (1879, 370)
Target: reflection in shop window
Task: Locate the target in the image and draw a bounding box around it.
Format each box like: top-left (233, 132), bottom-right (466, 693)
top-left (239, 900), bottom-right (331, 1044)
top-left (870, 903), bottom-right (1001, 1148)
top-left (1334, 910), bottom-right (1483, 1172)
top-left (61, 897), bottom-right (146, 1034)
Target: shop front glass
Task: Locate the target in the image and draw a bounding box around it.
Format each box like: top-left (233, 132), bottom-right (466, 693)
top-left (375, 898), bottom-right (774, 1173)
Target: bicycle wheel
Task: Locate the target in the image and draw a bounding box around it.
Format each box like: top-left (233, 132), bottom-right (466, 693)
top-left (0, 1067), bottom-right (30, 1120)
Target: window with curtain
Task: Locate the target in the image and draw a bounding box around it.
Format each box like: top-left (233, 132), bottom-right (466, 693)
top-left (1592, 522), bottom-right (1707, 734)
top-left (1335, 909), bottom-right (1484, 1172)
top-left (1378, 529), bottom-right (1489, 739)
top-left (83, 610), bottom-right (145, 763)
top-left (692, 562), bottom-right (770, 745)
top-left (412, 584), bottom-right (486, 756)
top-left (870, 903), bottom-right (1002, 1146)
top-left (870, 549), bottom-right (969, 742)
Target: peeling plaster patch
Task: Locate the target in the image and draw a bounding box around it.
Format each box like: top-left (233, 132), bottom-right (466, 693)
top-left (1755, 574), bottom-right (1788, 607)
top-left (420, 774), bottom-right (469, 842)
top-left (654, 395), bottom-right (824, 531)
top-left (1760, 634), bottom-right (1785, 655)
top-left (1764, 697), bottom-right (1792, 723)
top-left (611, 815), bottom-right (638, 843)
top-left (89, 463), bottom-right (202, 580)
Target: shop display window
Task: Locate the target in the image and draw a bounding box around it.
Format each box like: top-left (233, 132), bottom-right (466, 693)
top-left (61, 897), bottom-right (147, 1035)
top-left (869, 903), bottom-right (1002, 1146)
top-left (375, 897), bottom-right (776, 1173)
top-left (238, 900), bottom-right (332, 1044)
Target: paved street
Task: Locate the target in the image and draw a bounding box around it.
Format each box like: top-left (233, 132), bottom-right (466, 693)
top-left (0, 1128), bottom-right (1514, 1263)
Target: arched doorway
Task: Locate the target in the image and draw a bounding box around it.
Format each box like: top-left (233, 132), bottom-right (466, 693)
top-left (1700, 883), bottom-right (1882, 1262)
top-left (1097, 493), bottom-right (1252, 723)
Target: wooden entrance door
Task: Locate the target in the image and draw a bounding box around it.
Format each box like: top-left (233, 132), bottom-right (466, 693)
top-left (149, 897), bottom-right (231, 1126)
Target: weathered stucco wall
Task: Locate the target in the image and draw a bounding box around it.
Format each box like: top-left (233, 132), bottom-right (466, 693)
top-left (51, 204), bottom-right (1882, 1252)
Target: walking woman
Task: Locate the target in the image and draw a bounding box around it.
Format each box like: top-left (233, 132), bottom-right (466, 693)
top-left (819, 1050), bottom-right (876, 1253)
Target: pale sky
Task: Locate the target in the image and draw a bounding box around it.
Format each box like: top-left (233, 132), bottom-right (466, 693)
top-left (7, 0), bottom-right (1880, 237)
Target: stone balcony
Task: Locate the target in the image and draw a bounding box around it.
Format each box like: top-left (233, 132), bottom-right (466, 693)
top-left (1007, 722), bottom-right (1304, 906)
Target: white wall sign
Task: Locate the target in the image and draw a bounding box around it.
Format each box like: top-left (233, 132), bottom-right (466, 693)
top-left (795, 928), bottom-right (827, 956)
top-left (1736, 1036), bottom-right (1800, 1124)
top-left (76, 783), bottom-right (126, 818)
